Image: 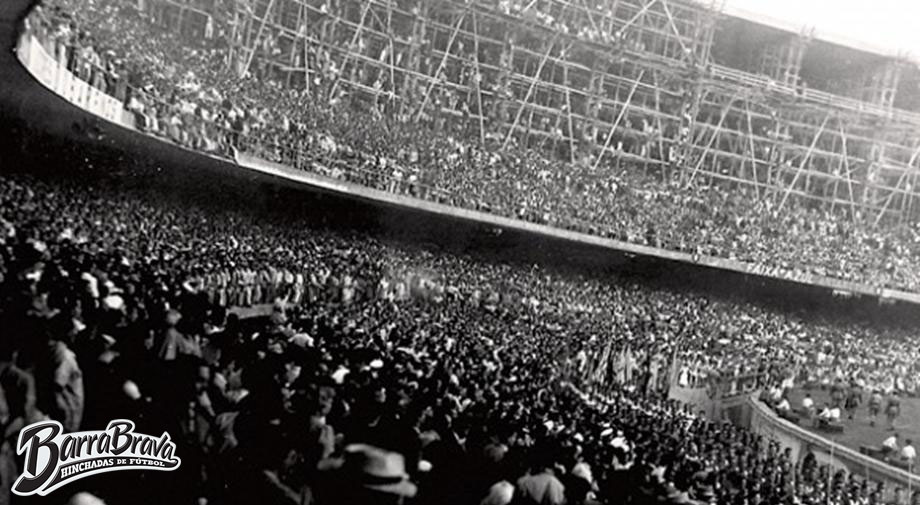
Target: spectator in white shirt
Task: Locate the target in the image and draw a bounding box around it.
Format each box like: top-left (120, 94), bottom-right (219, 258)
top-left (801, 394), bottom-right (814, 415)
top-left (882, 433), bottom-right (899, 453)
top-left (818, 404), bottom-right (841, 422)
top-left (770, 385), bottom-right (783, 402)
top-left (901, 440), bottom-right (916, 465)
top-left (776, 398), bottom-right (791, 412)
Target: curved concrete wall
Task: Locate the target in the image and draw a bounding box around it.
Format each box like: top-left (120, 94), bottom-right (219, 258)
top-left (748, 396), bottom-right (918, 491)
top-left (15, 34), bottom-right (136, 129)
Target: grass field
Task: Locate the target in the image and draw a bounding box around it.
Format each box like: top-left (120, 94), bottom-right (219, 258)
top-left (785, 388), bottom-right (920, 454)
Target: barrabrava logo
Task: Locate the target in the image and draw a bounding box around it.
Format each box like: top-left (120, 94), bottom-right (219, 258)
top-left (12, 419), bottom-right (181, 497)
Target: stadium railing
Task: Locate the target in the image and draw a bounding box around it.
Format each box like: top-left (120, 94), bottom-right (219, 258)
top-left (749, 394), bottom-right (920, 489)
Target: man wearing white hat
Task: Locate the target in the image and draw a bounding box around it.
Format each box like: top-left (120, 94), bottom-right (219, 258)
top-left (319, 444), bottom-right (417, 504)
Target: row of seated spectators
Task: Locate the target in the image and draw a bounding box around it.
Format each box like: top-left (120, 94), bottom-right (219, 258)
top-left (20, 0), bottom-right (920, 295)
top-left (866, 434), bottom-right (918, 473)
top-left (2, 138), bottom-right (920, 505)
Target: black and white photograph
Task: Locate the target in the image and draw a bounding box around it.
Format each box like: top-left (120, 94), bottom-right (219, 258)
top-left (0, 0), bottom-right (918, 503)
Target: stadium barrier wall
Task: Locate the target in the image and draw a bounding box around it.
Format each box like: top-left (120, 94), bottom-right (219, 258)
top-left (231, 153), bottom-right (911, 304)
top-left (748, 396), bottom-right (919, 492)
top-left (11, 22), bottom-right (920, 307)
top-left (16, 34), bottom-right (135, 129)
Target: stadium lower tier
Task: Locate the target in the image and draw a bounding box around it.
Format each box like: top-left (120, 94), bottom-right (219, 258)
top-left (1, 138), bottom-right (918, 505)
top-left (0, 98), bottom-right (918, 505)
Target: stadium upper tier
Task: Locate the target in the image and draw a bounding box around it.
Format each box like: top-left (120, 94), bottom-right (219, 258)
top-left (20, 0), bottom-right (920, 294)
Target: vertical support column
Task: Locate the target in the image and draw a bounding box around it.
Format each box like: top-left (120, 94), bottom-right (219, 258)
top-left (491, 37), bottom-right (515, 133)
top-left (399, 0), bottom-right (427, 118)
top-left (757, 33), bottom-right (810, 88)
top-left (564, 74), bottom-right (576, 163)
top-left (742, 100), bottom-right (760, 196)
top-left (862, 59), bottom-right (905, 109)
top-left (581, 68), bottom-right (604, 158)
top-left (687, 92), bottom-right (737, 184)
top-left (836, 125), bottom-right (858, 221)
top-left (694, 7), bottom-right (716, 66)
top-left (240, 0), bottom-right (278, 78)
top-left (863, 135), bottom-right (885, 211)
top-left (873, 144), bottom-right (920, 224)
top-left (470, 11), bottom-right (486, 145)
top-left (414, 10), bottom-right (467, 121)
top-left (175, 0), bottom-right (186, 36)
top-left (327, 0), bottom-right (373, 99)
top-left (302, 1), bottom-right (310, 94)
top-left (385, 0), bottom-right (396, 97)
top-left (502, 35), bottom-right (558, 149)
top-left (675, 67), bottom-right (704, 181)
top-left (778, 114), bottom-right (830, 210)
top-left (287, 0), bottom-right (304, 88)
top-left (226, 0), bottom-right (241, 71)
top-left (593, 70), bottom-right (645, 170)
top-left (651, 71), bottom-right (667, 166)
top-left (765, 108), bottom-right (790, 197)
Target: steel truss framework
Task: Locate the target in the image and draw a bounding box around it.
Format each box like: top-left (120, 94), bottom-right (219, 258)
top-left (155, 0), bottom-right (920, 223)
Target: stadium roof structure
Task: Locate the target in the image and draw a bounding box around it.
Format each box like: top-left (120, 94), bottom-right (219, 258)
top-left (718, 3), bottom-right (916, 64)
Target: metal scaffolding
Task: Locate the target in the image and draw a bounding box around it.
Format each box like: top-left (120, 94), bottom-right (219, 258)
top-left (155, 0), bottom-right (920, 223)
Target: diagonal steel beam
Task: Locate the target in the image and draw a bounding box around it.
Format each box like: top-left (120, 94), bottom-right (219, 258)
top-left (328, 0), bottom-right (374, 99)
top-left (620, 0), bottom-right (660, 35)
top-left (240, 0), bottom-right (277, 78)
top-left (414, 10), bottom-right (467, 121)
top-left (502, 35), bottom-right (561, 149)
top-left (660, 0), bottom-right (692, 63)
top-left (778, 114), bottom-right (830, 210)
top-left (743, 101), bottom-right (760, 197)
top-left (837, 125), bottom-right (857, 222)
top-left (592, 70), bottom-right (645, 171)
top-left (687, 93), bottom-right (738, 184)
top-left (873, 142), bottom-right (920, 225)
top-left (471, 11), bottom-right (486, 145)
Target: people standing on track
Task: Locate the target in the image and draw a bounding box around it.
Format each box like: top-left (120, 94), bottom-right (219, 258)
top-left (869, 390), bottom-right (884, 427)
top-left (900, 439), bottom-right (916, 467)
top-left (886, 393), bottom-right (902, 431)
top-left (801, 393), bottom-right (815, 419)
top-left (830, 379), bottom-right (846, 409)
top-left (844, 385), bottom-right (862, 421)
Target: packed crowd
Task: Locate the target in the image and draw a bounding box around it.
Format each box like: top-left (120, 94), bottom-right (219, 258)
top-left (22, 0), bottom-right (920, 294)
top-left (1, 138), bottom-right (920, 505)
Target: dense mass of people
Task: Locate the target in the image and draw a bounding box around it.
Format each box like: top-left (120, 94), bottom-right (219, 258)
top-left (22, 0), bottom-right (920, 294)
top-left (1, 140), bottom-right (919, 505)
top-left (7, 2), bottom-right (920, 504)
